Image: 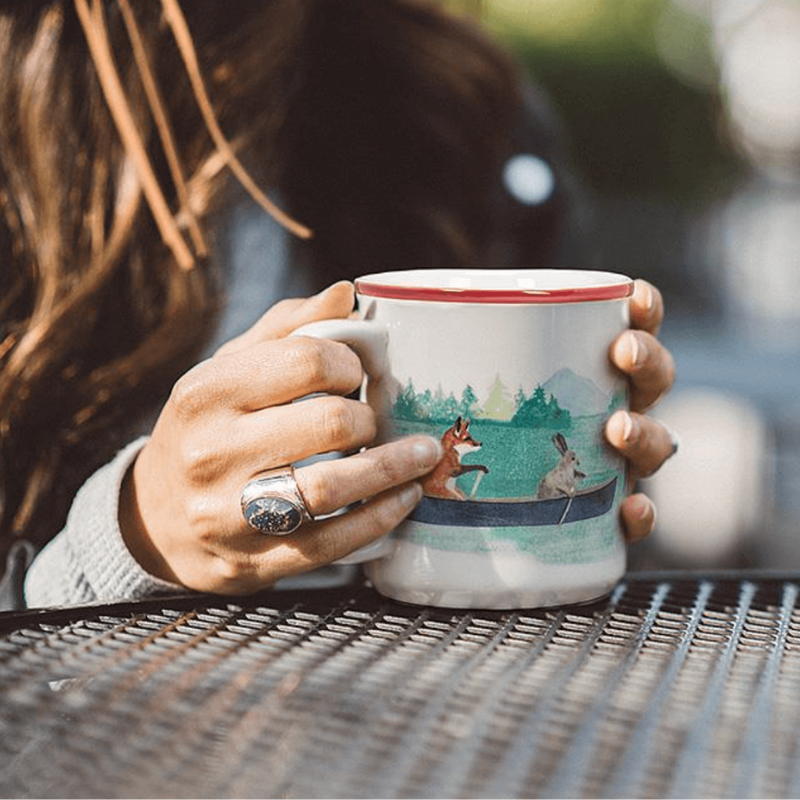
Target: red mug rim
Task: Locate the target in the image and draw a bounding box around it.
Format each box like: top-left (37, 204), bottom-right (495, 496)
top-left (355, 269), bottom-right (633, 304)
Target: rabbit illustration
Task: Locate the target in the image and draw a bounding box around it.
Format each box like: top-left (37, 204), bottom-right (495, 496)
top-left (535, 433), bottom-right (587, 500)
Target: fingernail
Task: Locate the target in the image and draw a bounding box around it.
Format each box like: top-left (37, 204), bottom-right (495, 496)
top-left (638, 281), bottom-right (655, 313)
top-left (614, 330), bottom-right (641, 371)
top-left (607, 409), bottom-right (635, 445)
top-left (620, 411), bottom-right (634, 443)
top-left (412, 436), bottom-right (443, 469)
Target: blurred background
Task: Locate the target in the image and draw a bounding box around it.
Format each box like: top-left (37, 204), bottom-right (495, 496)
top-left (478, 0), bottom-right (800, 570)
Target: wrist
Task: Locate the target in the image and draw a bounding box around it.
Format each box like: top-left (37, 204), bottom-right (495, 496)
top-left (119, 456), bottom-right (180, 585)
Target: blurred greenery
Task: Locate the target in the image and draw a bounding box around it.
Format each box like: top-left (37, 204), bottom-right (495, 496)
top-left (484, 0), bottom-right (746, 200)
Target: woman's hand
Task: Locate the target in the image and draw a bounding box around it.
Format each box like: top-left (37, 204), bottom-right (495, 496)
top-left (605, 279), bottom-right (677, 543)
top-left (120, 281), bottom-right (442, 595)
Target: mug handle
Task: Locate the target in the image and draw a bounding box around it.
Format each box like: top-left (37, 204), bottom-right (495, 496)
top-left (291, 318), bottom-right (389, 380)
top-left (291, 318), bottom-right (395, 564)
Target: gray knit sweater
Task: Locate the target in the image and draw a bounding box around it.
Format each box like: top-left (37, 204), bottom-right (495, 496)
top-left (24, 438), bottom-right (182, 607)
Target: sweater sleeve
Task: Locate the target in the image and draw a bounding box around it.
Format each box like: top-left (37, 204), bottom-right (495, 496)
top-left (24, 437), bottom-right (185, 609)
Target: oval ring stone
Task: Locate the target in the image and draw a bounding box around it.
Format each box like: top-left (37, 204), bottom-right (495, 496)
top-left (244, 497), bottom-right (304, 535)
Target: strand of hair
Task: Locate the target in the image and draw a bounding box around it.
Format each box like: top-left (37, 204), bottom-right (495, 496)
top-left (159, 0), bottom-right (313, 240)
top-left (117, 0), bottom-right (208, 258)
top-left (73, 0), bottom-right (196, 270)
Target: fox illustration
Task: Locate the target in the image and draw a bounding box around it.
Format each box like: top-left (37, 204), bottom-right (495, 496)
top-left (422, 416), bottom-right (489, 500)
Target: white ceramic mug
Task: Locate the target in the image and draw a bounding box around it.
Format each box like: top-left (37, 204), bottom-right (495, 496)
top-left (297, 269), bottom-right (633, 609)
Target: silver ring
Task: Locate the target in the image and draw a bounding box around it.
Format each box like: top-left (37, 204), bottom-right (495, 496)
top-left (241, 468), bottom-right (313, 535)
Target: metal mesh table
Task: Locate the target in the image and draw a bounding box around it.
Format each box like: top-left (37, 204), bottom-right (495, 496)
top-left (1, 571), bottom-right (799, 798)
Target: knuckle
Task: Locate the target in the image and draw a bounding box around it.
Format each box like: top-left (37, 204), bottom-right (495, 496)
top-left (315, 396), bottom-right (358, 447)
top-left (333, 341), bottom-right (364, 386)
top-left (371, 449), bottom-right (406, 487)
top-left (182, 494), bottom-right (219, 532)
top-left (287, 337), bottom-right (362, 391)
top-left (209, 554), bottom-right (254, 589)
top-left (286, 338), bottom-right (331, 386)
top-left (169, 365), bottom-right (212, 420)
top-left (177, 436), bottom-right (225, 486)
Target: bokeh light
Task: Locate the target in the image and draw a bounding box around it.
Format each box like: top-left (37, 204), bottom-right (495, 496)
top-left (717, 0), bottom-right (800, 171)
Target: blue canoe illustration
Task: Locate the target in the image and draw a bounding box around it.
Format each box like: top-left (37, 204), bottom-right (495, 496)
top-left (409, 477), bottom-right (618, 528)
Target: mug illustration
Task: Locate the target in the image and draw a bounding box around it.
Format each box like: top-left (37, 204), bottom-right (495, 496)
top-left (420, 416), bottom-right (489, 500)
top-left (535, 433), bottom-right (586, 501)
top-left (391, 367), bottom-right (626, 540)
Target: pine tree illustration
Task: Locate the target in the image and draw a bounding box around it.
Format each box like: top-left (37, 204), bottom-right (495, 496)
top-left (460, 385), bottom-right (480, 419)
top-left (479, 374), bottom-right (514, 421)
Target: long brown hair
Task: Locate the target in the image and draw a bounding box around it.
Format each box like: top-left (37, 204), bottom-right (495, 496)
top-left (0, 0), bottom-right (520, 568)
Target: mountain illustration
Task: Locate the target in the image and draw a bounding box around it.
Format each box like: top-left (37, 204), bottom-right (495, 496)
top-left (542, 368), bottom-right (609, 416)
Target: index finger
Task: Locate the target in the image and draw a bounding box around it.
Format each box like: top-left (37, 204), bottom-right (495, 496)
top-left (176, 336), bottom-right (364, 414)
top-left (630, 279), bottom-right (664, 336)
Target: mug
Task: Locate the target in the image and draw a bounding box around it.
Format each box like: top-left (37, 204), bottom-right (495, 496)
top-left (298, 269), bottom-right (633, 609)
